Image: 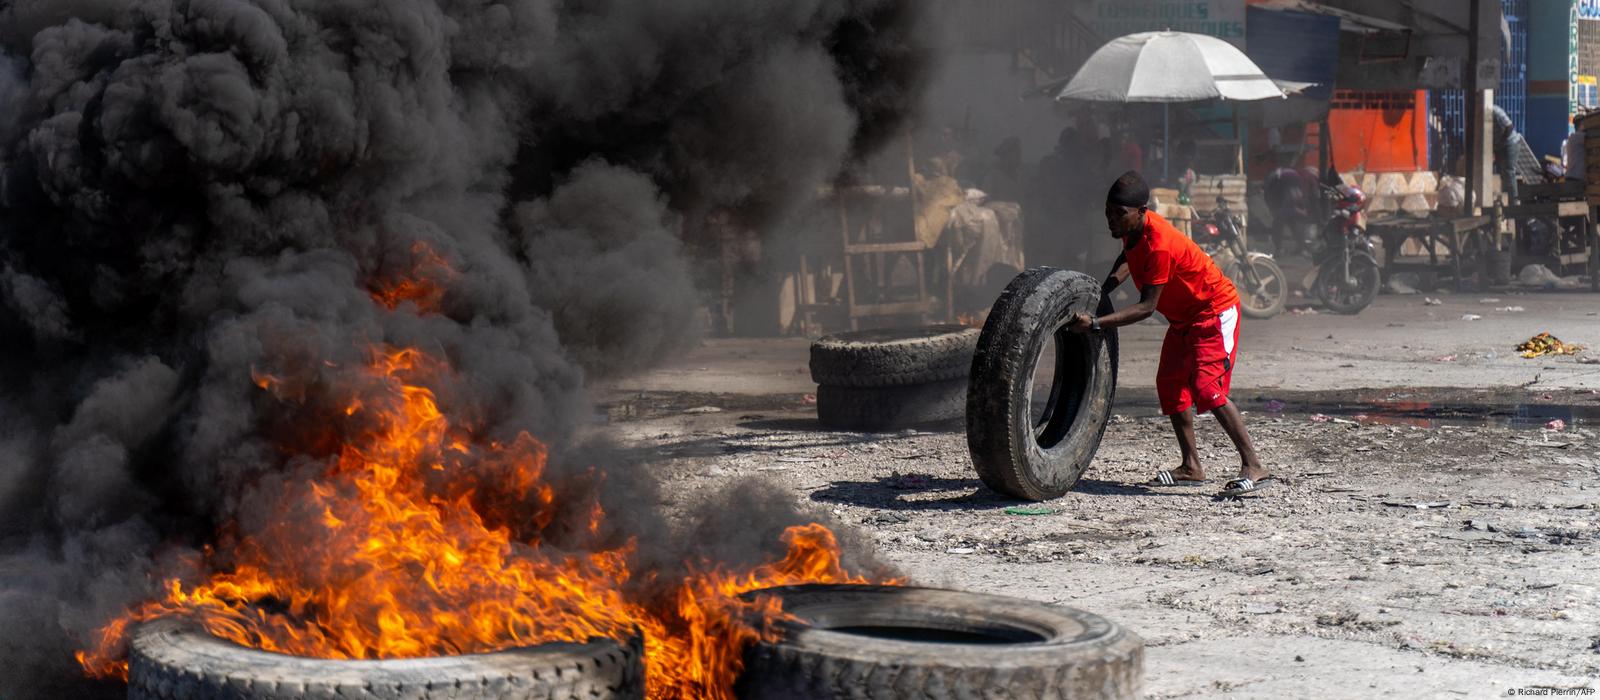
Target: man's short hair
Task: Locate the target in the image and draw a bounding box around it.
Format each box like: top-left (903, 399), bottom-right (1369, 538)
top-left (1107, 170), bottom-right (1150, 208)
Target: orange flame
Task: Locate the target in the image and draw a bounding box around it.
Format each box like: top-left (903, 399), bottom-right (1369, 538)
top-left (371, 241), bottom-right (454, 312)
top-left (77, 262), bottom-right (886, 697)
top-left (955, 311), bottom-right (987, 328)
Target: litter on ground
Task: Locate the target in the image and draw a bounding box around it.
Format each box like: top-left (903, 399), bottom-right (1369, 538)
top-left (1516, 332), bottom-right (1586, 359)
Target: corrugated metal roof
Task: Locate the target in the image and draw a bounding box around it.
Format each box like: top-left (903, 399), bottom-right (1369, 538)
top-left (1249, 0), bottom-right (1411, 33)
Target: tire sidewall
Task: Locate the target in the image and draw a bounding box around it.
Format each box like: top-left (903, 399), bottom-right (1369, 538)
top-left (738, 585), bottom-right (1143, 700)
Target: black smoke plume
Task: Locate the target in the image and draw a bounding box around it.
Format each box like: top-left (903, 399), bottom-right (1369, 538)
top-left (0, 1), bottom-right (928, 695)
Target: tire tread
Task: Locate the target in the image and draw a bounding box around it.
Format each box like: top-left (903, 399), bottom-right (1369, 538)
top-left (810, 326), bottom-right (980, 387)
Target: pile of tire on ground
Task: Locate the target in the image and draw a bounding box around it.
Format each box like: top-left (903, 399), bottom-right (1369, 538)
top-left (967, 268), bottom-right (1119, 500)
top-left (809, 325), bottom-right (980, 431)
top-left (737, 584), bottom-right (1143, 699)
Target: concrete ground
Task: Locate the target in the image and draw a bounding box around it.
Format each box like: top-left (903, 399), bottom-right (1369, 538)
top-left (599, 290), bottom-right (1600, 699)
top-left (614, 291), bottom-right (1600, 398)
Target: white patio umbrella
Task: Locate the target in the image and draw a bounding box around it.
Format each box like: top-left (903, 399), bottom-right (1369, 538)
top-left (1057, 31), bottom-right (1300, 181)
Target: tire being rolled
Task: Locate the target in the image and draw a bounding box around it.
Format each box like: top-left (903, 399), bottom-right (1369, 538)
top-left (816, 379), bottom-right (966, 432)
top-left (736, 584), bottom-right (1143, 700)
top-left (809, 326), bottom-right (980, 388)
top-left (127, 618), bottom-right (645, 700)
top-left (966, 268), bottom-right (1118, 501)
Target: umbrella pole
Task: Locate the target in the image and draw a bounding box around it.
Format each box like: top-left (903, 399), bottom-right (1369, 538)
top-left (1163, 103), bottom-right (1170, 184)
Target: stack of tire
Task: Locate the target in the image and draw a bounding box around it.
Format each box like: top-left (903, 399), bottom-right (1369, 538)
top-left (808, 325), bottom-right (981, 431)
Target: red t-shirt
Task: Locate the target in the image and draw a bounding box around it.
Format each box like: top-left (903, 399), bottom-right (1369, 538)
top-left (1124, 212), bottom-right (1239, 325)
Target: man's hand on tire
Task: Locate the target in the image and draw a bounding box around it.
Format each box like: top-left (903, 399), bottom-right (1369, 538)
top-left (1065, 312), bottom-right (1096, 333)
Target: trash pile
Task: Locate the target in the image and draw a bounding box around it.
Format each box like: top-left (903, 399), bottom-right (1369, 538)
top-left (1515, 332), bottom-right (1586, 359)
top-left (1516, 264), bottom-right (1583, 289)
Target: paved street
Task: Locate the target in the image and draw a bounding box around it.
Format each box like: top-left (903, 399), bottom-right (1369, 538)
top-left (602, 289), bottom-right (1600, 699)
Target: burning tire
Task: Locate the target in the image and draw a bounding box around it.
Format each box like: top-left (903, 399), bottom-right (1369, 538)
top-left (809, 325), bottom-right (980, 388)
top-left (966, 268), bottom-right (1117, 501)
top-left (736, 584), bottom-right (1142, 699)
top-left (815, 379), bottom-right (966, 431)
top-left (127, 618), bottom-right (644, 699)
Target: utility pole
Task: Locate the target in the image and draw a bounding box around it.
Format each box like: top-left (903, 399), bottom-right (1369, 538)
top-left (1465, 0), bottom-right (1501, 215)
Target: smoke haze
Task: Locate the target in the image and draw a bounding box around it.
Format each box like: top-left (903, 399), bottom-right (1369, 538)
top-left (0, 1), bottom-right (927, 695)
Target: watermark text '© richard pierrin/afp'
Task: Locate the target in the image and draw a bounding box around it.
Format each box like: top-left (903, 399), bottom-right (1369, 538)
top-left (1507, 688), bottom-right (1596, 697)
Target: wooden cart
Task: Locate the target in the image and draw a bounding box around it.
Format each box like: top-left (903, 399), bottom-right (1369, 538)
top-left (1367, 214), bottom-right (1494, 291)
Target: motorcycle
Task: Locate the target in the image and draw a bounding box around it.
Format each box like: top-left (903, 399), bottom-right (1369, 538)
top-left (1196, 196), bottom-right (1287, 319)
top-left (1311, 182), bottom-right (1380, 314)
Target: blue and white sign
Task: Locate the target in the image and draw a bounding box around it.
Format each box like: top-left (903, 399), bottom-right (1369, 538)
top-left (1082, 0), bottom-right (1248, 49)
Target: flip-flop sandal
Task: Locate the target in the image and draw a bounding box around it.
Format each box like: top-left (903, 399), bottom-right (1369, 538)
top-left (1146, 469), bottom-right (1209, 487)
top-left (1218, 475), bottom-right (1277, 497)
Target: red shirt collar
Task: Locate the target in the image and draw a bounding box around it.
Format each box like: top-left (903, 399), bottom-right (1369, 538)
top-left (1122, 213), bottom-right (1152, 251)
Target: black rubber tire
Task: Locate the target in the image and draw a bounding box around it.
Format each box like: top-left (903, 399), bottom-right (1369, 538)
top-left (1314, 252), bottom-right (1381, 314)
top-left (736, 584), bottom-right (1143, 700)
top-left (816, 379), bottom-right (965, 432)
top-left (1231, 254), bottom-right (1287, 320)
top-left (966, 268), bottom-right (1118, 501)
top-left (809, 325), bottom-right (980, 388)
top-left (127, 618), bottom-right (644, 699)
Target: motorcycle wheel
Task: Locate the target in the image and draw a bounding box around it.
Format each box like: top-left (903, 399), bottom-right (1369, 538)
top-left (1315, 253), bottom-right (1381, 314)
top-left (1231, 255), bottom-right (1287, 319)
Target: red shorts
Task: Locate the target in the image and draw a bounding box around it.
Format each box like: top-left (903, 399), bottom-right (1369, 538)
top-left (1157, 305), bottom-right (1241, 415)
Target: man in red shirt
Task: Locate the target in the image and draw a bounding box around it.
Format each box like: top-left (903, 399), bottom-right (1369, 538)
top-left (1067, 171), bottom-right (1274, 496)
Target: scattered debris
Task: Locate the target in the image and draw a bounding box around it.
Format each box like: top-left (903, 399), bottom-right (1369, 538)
top-left (1309, 414), bottom-right (1333, 423)
top-left (1003, 506), bottom-right (1057, 516)
top-left (915, 529), bottom-right (944, 542)
top-left (1290, 307), bottom-right (1320, 315)
top-left (1460, 314), bottom-right (1482, 322)
top-left (1435, 355), bottom-right (1457, 363)
top-left (1479, 298), bottom-right (1502, 304)
top-left (1545, 419), bottom-right (1567, 432)
top-left (1495, 306), bottom-right (1526, 313)
top-left (945, 547), bottom-right (977, 555)
top-left (800, 393), bottom-right (817, 404)
top-left (1384, 501), bottom-right (1452, 510)
top-left (1316, 611), bottom-right (1359, 627)
top-left (1424, 297), bottom-right (1444, 306)
top-left (1518, 264), bottom-right (1582, 289)
top-left (889, 472), bottom-right (933, 489)
top-left (682, 405), bottom-right (723, 414)
top-left (1516, 332), bottom-right (1586, 358)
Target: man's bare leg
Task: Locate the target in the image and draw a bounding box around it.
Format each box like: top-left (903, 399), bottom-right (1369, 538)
top-left (1211, 399), bottom-right (1270, 481)
top-left (1167, 409), bottom-right (1205, 480)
